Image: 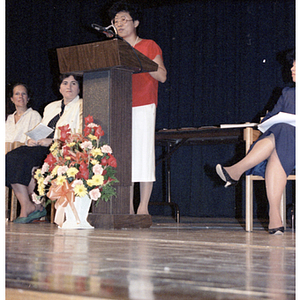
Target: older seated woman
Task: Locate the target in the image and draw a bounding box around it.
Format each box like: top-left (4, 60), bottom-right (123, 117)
top-left (6, 73), bottom-right (83, 223)
top-left (5, 82), bottom-right (41, 152)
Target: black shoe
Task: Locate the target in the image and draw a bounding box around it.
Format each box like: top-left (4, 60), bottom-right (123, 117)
top-left (215, 164), bottom-right (238, 188)
top-left (268, 226), bottom-right (284, 235)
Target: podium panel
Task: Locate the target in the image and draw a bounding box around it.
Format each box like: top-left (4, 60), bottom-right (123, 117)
top-left (57, 41), bottom-right (155, 228)
top-left (83, 69), bottom-right (132, 215)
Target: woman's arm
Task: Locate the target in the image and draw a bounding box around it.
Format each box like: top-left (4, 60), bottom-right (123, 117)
top-left (149, 55), bottom-right (167, 83)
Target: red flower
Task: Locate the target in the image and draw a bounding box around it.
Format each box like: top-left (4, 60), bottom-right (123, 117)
top-left (94, 125), bottom-right (105, 138)
top-left (62, 145), bottom-right (71, 156)
top-left (59, 124), bottom-right (71, 142)
top-left (101, 156), bottom-right (108, 166)
top-left (44, 153), bottom-right (57, 170)
top-left (85, 115), bottom-right (94, 126)
top-left (78, 163), bottom-right (89, 180)
top-left (83, 126), bottom-right (92, 137)
top-left (107, 154), bottom-right (117, 168)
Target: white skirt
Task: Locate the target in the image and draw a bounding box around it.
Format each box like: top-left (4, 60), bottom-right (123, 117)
top-left (132, 104), bottom-right (156, 182)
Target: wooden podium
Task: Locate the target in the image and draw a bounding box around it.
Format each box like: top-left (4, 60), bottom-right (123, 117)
top-left (57, 39), bottom-right (158, 229)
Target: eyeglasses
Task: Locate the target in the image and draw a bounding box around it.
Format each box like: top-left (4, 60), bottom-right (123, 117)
top-left (112, 16), bottom-right (133, 26)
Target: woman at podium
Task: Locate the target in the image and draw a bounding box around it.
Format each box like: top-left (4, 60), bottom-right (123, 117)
top-left (109, 1), bottom-right (167, 215)
top-left (6, 73), bottom-right (83, 223)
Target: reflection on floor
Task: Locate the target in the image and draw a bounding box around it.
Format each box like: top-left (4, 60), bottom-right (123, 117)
top-left (6, 217), bottom-right (295, 300)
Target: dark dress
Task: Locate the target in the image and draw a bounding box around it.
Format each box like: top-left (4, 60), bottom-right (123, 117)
top-left (5, 101), bottom-right (65, 189)
top-left (6, 146), bottom-right (49, 188)
top-left (246, 87), bottom-right (295, 178)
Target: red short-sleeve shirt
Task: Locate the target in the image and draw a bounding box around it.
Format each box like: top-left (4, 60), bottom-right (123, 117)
top-left (132, 39), bottom-right (163, 107)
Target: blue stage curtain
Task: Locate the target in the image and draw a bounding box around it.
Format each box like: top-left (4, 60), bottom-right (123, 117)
top-left (6, 0), bottom-right (295, 218)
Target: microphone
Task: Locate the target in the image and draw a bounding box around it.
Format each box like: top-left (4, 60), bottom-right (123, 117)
top-left (91, 23), bottom-right (142, 73)
top-left (91, 24), bottom-right (115, 38)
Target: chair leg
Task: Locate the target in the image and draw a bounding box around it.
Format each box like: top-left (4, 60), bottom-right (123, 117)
top-left (245, 176), bottom-right (253, 232)
top-left (5, 187), bottom-right (10, 220)
top-left (51, 202), bottom-right (55, 223)
top-left (10, 191), bottom-right (18, 221)
top-left (280, 188), bottom-right (286, 230)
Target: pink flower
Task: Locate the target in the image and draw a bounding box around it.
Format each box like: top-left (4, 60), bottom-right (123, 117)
top-left (57, 166), bottom-right (68, 176)
top-left (72, 179), bottom-right (84, 188)
top-left (31, 193), bottom-right (42, 204)
top-left (92, 164), bottom-right (104, 175)
top-left (41, 162), bottom-right (49, 174)
top-left (80, 141), bottom-right (93, 150)
top-left (89, 188), bottom-right (101, 201)
top-left (43, 175), bottom-right (52, 185)
top-left (101, 145), bottom-right (112, 154)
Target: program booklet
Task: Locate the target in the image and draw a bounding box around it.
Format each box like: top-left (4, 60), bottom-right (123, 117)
top-left (25, 123), bottom-right (54, 140)
top-left (220, 122), bottom-right (258, 129)
top-left (258, 112), bottom-right (296, 133)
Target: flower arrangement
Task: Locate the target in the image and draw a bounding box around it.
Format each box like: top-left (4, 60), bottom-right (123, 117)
top-left (33, 115), bottom-right (118, 207)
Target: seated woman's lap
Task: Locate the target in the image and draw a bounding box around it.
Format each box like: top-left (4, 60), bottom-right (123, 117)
top-left (6, 145), bottom-right (49, 188)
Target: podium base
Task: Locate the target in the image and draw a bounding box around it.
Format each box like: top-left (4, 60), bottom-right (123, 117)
top-left (87, 213), bottom-right (152, 229)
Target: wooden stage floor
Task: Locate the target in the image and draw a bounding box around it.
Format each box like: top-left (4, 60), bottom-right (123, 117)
top-left (6, 217), bottom-right (295, 300)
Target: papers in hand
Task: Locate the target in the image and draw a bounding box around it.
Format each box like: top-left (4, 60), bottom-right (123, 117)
top-left (258, 112), bottom-right (296, 133)
top-left (220, 122), bottom-right (258, 129)
top-left (25, 123), bottom-right (53, 140)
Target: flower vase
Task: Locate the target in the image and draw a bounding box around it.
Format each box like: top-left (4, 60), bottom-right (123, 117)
top-left (60, 195), bottom-right (94, 229)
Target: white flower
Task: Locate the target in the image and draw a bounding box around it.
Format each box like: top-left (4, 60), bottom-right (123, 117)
top-left (87, 123), bottom-right (98, 128)
top-left (89, 188), bottom-right (101, 201)
top-left (57, 165), bottom-right (69, 176)
top-left (80, 141), bottom-right (93, 150)
top-left (93, 164), bottom-right (104, 175)
top-left (101, 145), bottom-right (112, 154)
top-left (72, 179), bottom-right (84, 188)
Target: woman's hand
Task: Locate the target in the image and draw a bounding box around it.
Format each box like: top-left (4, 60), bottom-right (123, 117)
top-left (27, 139), bottom-right (38, 147)
top-left (37, 138), bottom-right (53, 147)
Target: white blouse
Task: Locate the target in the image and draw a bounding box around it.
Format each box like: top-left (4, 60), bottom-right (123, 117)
top-left (5, 108), bottom-right (42, 143)
top-left (41, 96), bottom-right (83, 139)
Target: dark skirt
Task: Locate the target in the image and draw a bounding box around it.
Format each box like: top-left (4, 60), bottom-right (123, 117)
top-left (6, 145), bottom-right (49, 188)
top-left (246, 123), bottom-right (295, 178)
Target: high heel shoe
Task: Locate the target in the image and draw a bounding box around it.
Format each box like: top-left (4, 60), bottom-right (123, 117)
top-left (215, 164), bottom-right (238, 188)
top-left (268, 226), bottom-right (284, 235)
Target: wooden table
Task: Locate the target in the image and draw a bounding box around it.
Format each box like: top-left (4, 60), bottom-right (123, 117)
top-left (154, 127), bottom-right (245, 222)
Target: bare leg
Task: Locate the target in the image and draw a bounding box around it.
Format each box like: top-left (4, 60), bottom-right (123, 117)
top-left (225, 134), bottom-right (276, 180)
top-left (265, 149), bottom-right (287, 229)
top-left (130, 184), bottom-right (135, 214)
top-left (137, 182), bottom-right (153, 215)
top-left (11, 175), bottom-right (42, 218)
top-left (11, 182), bottom-right (36, 217)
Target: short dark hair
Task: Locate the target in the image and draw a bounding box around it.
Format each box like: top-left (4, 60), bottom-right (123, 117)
top-left (108, 1), bottom-right (141, 22)
top-left (286, 49), bottom-right (295, 65)
top-left (59, 73), bottom-right (82, 85)
top-left (58, 73), bottom-right (83, 91)
top-left (8, 82), bottom-right (32, 99)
